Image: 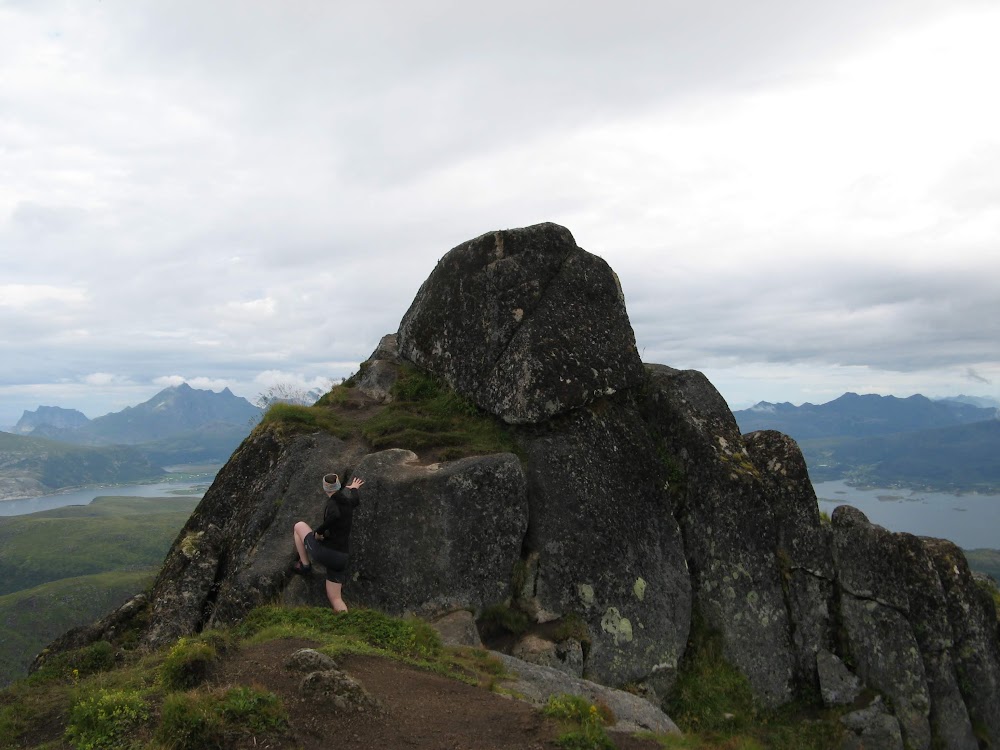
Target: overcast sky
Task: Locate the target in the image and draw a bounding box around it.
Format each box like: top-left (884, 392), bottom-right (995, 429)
top-left (2, 0), bottom-right (999, 426)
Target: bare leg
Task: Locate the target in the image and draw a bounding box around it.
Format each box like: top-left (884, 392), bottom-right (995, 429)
top-left (293, 521), bottom-right (312, 566)
top-left (326, 580), bottom-right (348, 613)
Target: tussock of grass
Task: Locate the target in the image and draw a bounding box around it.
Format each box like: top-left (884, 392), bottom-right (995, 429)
top-left (543, 693), bottom-right (615, 750)
top-left (664, 615), bottom-right (845, 750)
top-left (257, 402), bottom-right (353, 438)
top-left (477, 603), bottom-right (532, 640)
top-left (236, 605), bottom-right (442, 661)
top-left (260, 364), bottom-right (517, 461)
top-left (360, 367), bottom-right (516, 458)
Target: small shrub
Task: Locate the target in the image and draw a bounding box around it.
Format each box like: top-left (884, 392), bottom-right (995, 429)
top-left (258, 402), bottom-right (351, 438)
top-left (543, 694), bottom-right (615, 750)
top-left (155, 691), bottom-right (223, 750)
top-left (160, 639), bottom-right (217, 690)
top-left (155, 687), bottom-right (287, 750)
top-left (32, 640), bottom-right (116, 683)
top-left (478, 604), bottom-right (531, 639)
top-left (64, 688), bottom-right (148, 750)
top-left (667, 615), bottom-right (757, 732)
top-left (236, 606), bottom-right (441, 660)
top-left (552, 613), bottom-right (592, 651)
top-left (219, 686), bottom-right (287, 732)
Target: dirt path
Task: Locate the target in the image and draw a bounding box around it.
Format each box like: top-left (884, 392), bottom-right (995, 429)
top-left (213, 639), bottom-right (664, 750)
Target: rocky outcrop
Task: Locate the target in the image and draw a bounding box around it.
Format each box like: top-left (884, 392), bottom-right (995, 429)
top-left (831, 506), bottom-right (932, 749)
top-left (643, 365), bottom-right (795, 706)
top-left (515, 401), bottom-right (691, 692)
top-left (36, 222), bottom-right (1000, 747)
top-left (397, 223), bottom-right (645, 424)
top-left (492, 652), bottom-right (681, 737)
top-left (348, 449), bottom-right (528, 616)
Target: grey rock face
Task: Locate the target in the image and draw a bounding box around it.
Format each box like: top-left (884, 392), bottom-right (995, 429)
top-left (896, 535), bottom-right (977, 750)
top-left (923, 537), bottom-right (1000, 745)
top-left (299, 669), bottom-right (383, 713)
top-left (286, 648), bottom-right (339, 673)
top-left (644, 365), bottom-right (795, 707)
top-left (516, 400), bottom-right (691, 690)
top-left (396, 223), bottom-right (645, 424)
top-left (512, 634), bottom-right (584, 678)
top-left (354, 334), bottom-right (402, 403)
top-left (840, 697), bottom-right (904, 750)
top-left (348, 449), bottom-right (528, 617)
top-left (815, 649), bottom-right (862, 707)
top-left (142, 429), bottom-right (367, 646)
top-left (492, 651), bottom-right (681, 736)
top-left (831, 506), bottom-right (931, 750)
top-left (745, 430), bottom-right (836, 693)
top-left (429, 610), bottom-right (483, 648)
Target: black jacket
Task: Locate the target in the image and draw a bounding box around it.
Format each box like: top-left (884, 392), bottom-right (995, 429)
top-left (314, 488), bottom-right (360, 554)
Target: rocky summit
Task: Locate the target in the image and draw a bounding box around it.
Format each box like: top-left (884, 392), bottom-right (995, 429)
top-left (40, 223), bottom-right (1000, 750)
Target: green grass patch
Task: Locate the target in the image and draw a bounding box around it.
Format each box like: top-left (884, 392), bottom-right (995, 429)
top-left (236, 605), bottom-right (442, 661)
top-left (160, 639), bottom-right (218, 691)
top-left (360, 366), bottom-right (517, 458)
top-left (155, 686), bottom-right (287, 750)
top-left (477, 603), bottom-right (532, 640)
top-left (64, 687), bottom-right (149, 750)
top-left (257, 402), bottom-right (353, 439)
top-left (543, 693), bottom-right (616, 750)
top-left (664, 616), bottom-right (844, 749)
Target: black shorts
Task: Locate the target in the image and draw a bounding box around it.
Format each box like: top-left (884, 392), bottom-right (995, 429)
top-left (304, 532), bottom-right (350, 584)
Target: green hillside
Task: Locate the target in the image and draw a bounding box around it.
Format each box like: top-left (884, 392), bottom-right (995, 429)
top-left (0, 496), bottom-right (200, 596)
top-left (965, 549), bottom-right (1000, 582)
top-left (0, 432), bottom-right (162, 496)
top-left (801, 419), bottom-right (1000, 491)
top-left (0, 570), bottom-right (153, 688)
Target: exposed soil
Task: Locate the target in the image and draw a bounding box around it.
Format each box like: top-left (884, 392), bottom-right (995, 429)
top-left (211, 638), bottom-right (665, 750)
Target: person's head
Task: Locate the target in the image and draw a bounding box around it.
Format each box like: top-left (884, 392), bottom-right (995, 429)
top-left (322, 473), bottom-right (341, 494)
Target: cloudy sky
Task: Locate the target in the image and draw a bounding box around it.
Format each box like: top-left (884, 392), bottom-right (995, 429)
top-left (2, 0), bottom-right (999, 426)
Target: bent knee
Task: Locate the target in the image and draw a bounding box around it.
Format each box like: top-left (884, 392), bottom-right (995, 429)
top-left (294, 521), bottom-right (312, 536)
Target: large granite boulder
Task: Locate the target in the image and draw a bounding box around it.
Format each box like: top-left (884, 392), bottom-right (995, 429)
top-left (744, 429), bottom-right (835, 694)
top-left (831, 506), bottom-right (931, 750)
top-left (923, 538), bottom-right (1000, 744)
top-left (396, 222), bottom-right (645, 424)
top-left (515, 398), bottom-right (691, 692)
top-left (347, 449), bottom-right (528, 616)
top-left (896, 535), bottom-right (978, 750)
top-left (643, 365), bottom-right (795, 706)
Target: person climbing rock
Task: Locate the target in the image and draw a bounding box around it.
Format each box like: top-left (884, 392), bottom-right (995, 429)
top-left (292, 472), bottom-right (364, 613)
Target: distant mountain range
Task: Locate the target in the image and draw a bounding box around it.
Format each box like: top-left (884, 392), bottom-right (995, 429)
top-left (734, 393), bottom-right (1000, 491)
top-left (1, 384), bottom-right (260, 500)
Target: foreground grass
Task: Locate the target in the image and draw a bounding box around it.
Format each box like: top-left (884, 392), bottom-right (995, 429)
top-left (0, 605), bottom-right (513, 750)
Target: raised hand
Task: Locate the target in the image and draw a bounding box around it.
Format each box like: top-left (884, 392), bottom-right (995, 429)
top-left (346, 477), bottom-right (365, 490)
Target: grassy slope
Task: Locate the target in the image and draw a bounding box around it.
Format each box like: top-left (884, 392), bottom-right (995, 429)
top-left (964, 549), bottom-right (1000, 581)
top-left (0, 432), bottom-right (161, 490)
top-left (0, 570), bottom-right (153, 688)
top-left (0, 496), bottom-right (199, 596)
top-left (0, 496), bottom-right (198, 688)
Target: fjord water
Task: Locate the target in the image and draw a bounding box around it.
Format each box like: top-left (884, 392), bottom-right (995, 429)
top-left (814, 479), bottom-right (1000, 550)
top-left (0, 467), bottom-right (215, 517)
